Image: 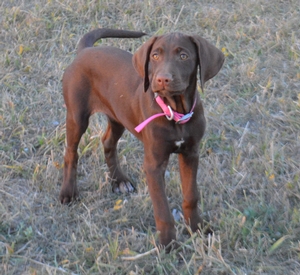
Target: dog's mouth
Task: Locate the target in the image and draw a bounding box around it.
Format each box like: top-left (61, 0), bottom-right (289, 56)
top-left (154, 89), bottom-right (184, 98)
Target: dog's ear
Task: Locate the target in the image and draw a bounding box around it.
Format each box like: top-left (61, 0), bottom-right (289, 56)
top-left (190, 35), bottom-right (224, 91)
top-left (133, 36), bottom-right (157, 92)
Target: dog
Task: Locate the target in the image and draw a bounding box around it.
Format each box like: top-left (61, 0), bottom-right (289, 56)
top-left (59, 28), bottom-right (224, 249)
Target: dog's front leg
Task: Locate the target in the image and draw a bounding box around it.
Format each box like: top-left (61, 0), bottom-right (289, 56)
top-left (178, 150), bottom-right (204, 232)
top-left (143, 146), bottom-right (176, 248)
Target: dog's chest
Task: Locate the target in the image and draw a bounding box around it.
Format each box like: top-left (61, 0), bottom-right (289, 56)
top-left (172, 127), bottom-right (191, 153)
top-left (175, 138), bottom-right (185, 149)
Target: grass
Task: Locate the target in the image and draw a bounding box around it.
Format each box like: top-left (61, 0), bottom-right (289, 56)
top-left (1, 0), bottom-right (300, 274)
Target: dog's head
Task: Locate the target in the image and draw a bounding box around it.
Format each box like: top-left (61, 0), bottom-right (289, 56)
top-left (133, 32), bottom-right (224, 95)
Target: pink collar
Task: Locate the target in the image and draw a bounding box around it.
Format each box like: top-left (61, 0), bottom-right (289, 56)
top-left (135, 93), bottom-right (196, 133)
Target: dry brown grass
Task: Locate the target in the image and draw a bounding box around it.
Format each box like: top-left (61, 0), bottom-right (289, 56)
top-left (1, 0), bottom-right (300, 274)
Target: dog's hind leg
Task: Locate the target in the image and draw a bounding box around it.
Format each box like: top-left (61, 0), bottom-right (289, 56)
top-left (60, 109), bottom-right (90, 204)
top-left (102, 116), bottom-right (135, 194)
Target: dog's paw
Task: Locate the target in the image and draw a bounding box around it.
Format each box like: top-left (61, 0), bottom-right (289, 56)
top-left (113, 181), bottom-right (135, 194)
top-left (59, 186), bottom-right (79, 204)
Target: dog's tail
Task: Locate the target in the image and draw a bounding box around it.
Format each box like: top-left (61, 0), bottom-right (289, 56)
top-left (77, 28), bottom-right (147, 54)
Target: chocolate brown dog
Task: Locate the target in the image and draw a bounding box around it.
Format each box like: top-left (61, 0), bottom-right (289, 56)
top-left (60, 28), bottom-right (224, 248)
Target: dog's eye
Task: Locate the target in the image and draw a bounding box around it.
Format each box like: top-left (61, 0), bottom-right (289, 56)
top-left (180, 53), bottom-right (188, 60)
top-left (152, 53), bottom-right (159, 60)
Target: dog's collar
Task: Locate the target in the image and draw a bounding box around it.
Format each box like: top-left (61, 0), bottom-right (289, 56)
top-left (135, 93), bottom-right (196, 133)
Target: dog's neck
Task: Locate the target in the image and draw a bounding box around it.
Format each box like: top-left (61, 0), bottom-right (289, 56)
top-left (166, 95), bottom-right (188, 114)
top-left (163, 90), bottom-right (196, 114)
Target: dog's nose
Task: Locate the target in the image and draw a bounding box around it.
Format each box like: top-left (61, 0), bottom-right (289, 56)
top-left (156, 73), bottom-right (173, 87)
